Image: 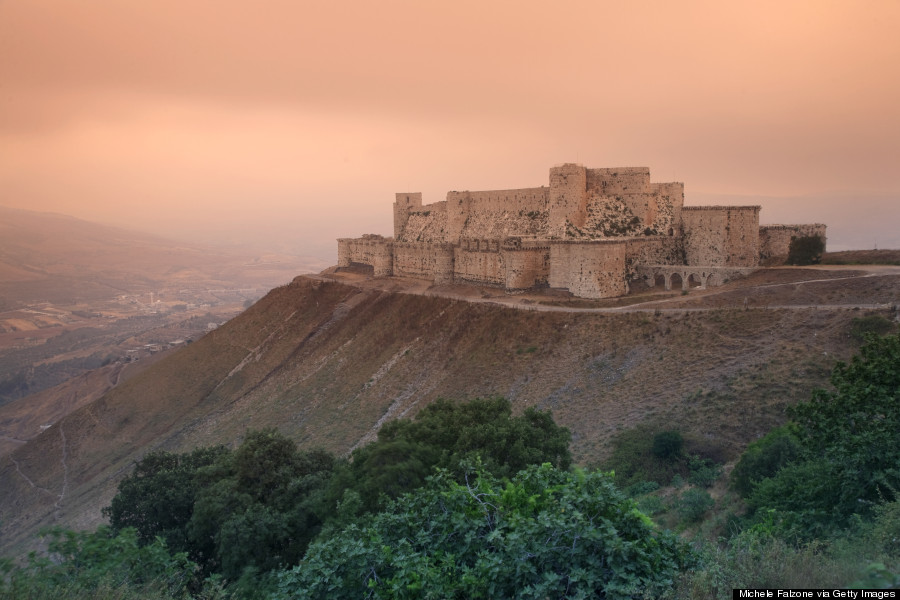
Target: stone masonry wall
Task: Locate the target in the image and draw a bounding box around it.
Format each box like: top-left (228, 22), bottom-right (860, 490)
top-left (549, 241), bottom-right (627, 298)
top-left (337, 236), bottom-right (394, 276)
top-left (393, 242), bottom-right (454, 283)
top-left (501, 245), bottom-right (550, 289)
top-left (453, 246), bottom-right (505, 286)
top-left (398, 201), bottom-right (448, 243)
top-left (447, 187), bottom-right (549, 241)
top-left (394, 193), bottom-right (422, 239)
top-left (682, 206), bottom-right (760, 267)
top-left (549, 164), bottom-right (587, 238)
top-left (585, 167), bottom-right (651, 196)
top-left (624, 237), bottom-right (683, 275)
top-left (759, 224), bottom-right (827, 264)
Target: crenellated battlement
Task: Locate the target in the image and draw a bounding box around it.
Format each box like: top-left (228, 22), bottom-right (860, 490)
top-left (338, 165), bottom-right (825, 298)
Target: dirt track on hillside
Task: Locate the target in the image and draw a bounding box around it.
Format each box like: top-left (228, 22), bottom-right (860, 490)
top-left (310, 264), bottom-right (900, 315)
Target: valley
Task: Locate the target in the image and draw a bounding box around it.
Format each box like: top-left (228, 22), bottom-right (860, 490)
top-left (0, 206), bottom-right (326, 413)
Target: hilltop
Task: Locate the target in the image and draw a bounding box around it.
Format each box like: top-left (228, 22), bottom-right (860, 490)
top-left (0, 260), bottom-right (897, 555)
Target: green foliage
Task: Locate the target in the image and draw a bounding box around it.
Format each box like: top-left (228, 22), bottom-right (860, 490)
top-left (739, 334), bottom-right (900, 539)
top-left (637, 494), bottom-right (666, 516)
top-left (104, 445), bottom-right (229, 551)
top-left (849, 314), bottom-right (895, 341)
top-left (687, 455), bottom-right (723, 488)
top-left (274, 464), bottom-right (692, 599)
top-left (605, 426), bottom-right (723, 490)
top-left (325, 397), bottom-right (572, 519)
top-left (673, 530), bottom-right (883, 598)
top-left (105, 429), bottom-right (336, 582)
top-left (678, 488), bottom-right (714, 523)
top-left (605, 425), bottom-right (678, 487)
top-left (185, 430), bottom-right (336, 580)
top-left (652, 430), bottom-right (684, 459)
top-left (787, 234), bottom-right (825, 265)
top-left (850, 563), bottom-right (900, 590)
top-left (625, 480), bottom-right (660, 497)
top-left (0, 526), bottom-right (196, 599)
top-left (730, 425), bottom-right (802, 497)
top-left (788, 333), bottom-right (900, 517)
top-left (102, 400), bottom-right (570, 590)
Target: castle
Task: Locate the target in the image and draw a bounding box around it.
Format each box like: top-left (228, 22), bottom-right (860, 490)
top-left (337, 164), bottom-right (826, 299)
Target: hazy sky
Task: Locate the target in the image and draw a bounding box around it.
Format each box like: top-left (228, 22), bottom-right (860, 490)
top-left (1, 0), bottom-right (898, 259)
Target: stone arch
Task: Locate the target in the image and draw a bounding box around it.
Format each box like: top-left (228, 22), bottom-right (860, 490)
top-left (670, 272), bottom-right (685, 291)
top-left (687, 273), bottom-right (704, 288)
top-left (654, 272), bottom-right (667, 289)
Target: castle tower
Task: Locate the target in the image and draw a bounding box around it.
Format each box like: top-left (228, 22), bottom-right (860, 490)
top-left (393, 193), bottom-right (422, 239)
top-left (548, 164), bottom-right (587, 238)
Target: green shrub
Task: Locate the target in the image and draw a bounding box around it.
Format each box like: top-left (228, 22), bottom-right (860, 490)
top-left (688, 455), bottom-right (723, 488)
top-left (787, 235), bottom-right (825, 265)
top-left (274, 465), bottom-right (693, 599)
top-left (678, 488), bottom-right (714, 523)
top-left (849, 314), bottom-right (895, 341)
top-left (637, 494), bottom-right (666, 516)
top-left (653, 430), bottom-right (684, 459)
top-left (625, 480), bottom-right (660, 497)
top-left (730, 425), bottom-right (802, 497)
top-left (0, 527), bottom-right (196, 600)
top-left (605, 426), bottom-right (690, 487)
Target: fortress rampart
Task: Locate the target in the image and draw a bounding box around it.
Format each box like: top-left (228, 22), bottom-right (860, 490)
top-left (338, 165), bottom-right (825, 299)
top-left (759, 224), bottom-right (828, 264)
top-left (681, 206), bottom-right (761, 267)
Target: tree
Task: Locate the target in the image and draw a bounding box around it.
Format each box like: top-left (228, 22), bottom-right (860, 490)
top-left (788, 333), bottom-right (900, 512)
top-left (105, 430), bottom-right (336, 581)
top-left (652, 430), bottom-right (684, 459)
top-left (104, 445), bottom-right (230, 551)
top-left (787, 234), bottom-right (825, 265)
top-left (274, 464), bottom-right (691, 599)
top-left (730, 425), bottom-right (802, 498)
top-left (744, 334), bottom-right (900, 537)
top-left (186, 430), bottom-right (336, 580)
top-left (324, 397), bottom-right (572, 518)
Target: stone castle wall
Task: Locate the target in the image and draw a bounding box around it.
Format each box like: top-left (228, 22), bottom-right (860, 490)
top-left (624, 237), bottom-right (683, 276)
top-left (337, 236), bottom-right (394, 276)
top-left (759, 224), bottom-right (827, 264)
top-left (448, 187), bottom-right (550, 241)
top-left (338, 164), bottom-right (824, 299)
top-left (400, 201), bottom-right (448, 243)
top-left (682, 206), bottom-right (761, 267)
top-left (549, 240), bottom-right (627, 298)
top-left (549, 164), bottom-right (588, 238)
top-left (393, 242), bottom-right (454, 284)
top-left (393, 193), bottom-right (422, 240)
top-left (501, 244), bottom-right (551, 289)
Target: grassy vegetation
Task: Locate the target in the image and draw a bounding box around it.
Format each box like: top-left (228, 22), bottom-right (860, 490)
top-left (822, 249), bottom-right (900, 265)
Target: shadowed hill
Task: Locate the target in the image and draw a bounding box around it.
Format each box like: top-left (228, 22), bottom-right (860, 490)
top-left (0, 274), bottom-right (896, 555)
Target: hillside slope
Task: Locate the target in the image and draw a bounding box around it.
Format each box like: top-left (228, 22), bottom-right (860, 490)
top-left (0, 273), bottom-right (896, 554)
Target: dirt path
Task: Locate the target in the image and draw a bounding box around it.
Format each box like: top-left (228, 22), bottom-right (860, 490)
top-left (307, 266), bottom-right (899, 315)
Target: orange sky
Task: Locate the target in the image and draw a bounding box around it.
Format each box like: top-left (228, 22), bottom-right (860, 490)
top-left (1, 0), bottom-right (898, 258)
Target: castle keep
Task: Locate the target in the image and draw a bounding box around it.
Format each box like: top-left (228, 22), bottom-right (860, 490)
top-left (337, 164), bottom-right (826, 299)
